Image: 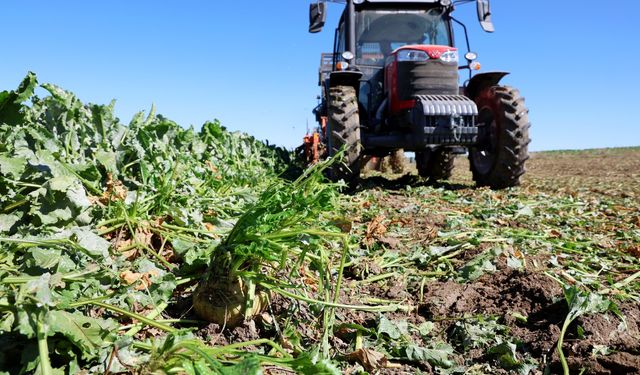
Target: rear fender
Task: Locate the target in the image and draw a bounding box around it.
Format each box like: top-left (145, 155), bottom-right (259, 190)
top-left (465, 72), bottom-right (509, 100)
top-left (329, 71), bottom-right (363, 91)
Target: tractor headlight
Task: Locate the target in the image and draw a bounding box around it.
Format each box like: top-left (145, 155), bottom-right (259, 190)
top-left (342, 51), bottom-right (355, 61)
top-left (465, 52), bottom-right (478, 61)
top-left (397, 50), bottom-right (430, 62)
top-left (440, 50), bottom-right (459, 64)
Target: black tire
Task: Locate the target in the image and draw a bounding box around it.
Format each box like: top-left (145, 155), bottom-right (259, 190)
top-left (469, 86), bottom-right (531, 189)
top-left (416, 148), bottom-right (455, 181)
top-left (327, 86), bottom-right (361, 183)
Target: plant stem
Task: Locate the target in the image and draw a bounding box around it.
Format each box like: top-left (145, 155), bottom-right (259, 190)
top-left (139, 242), bottom-right (174, 270)
top-left (98, 224), bottom-right (124, 236)
top-left (119, 319), bottom-right (202, 330)
top-left (2, 199), bottom-right (29, 213)
top-left (557, 315), bottom-right (572, 375)
top-left (97, 217), bottom-right (125, 228)
top-left (333, 238), bottom-right (349, 306)
top-left (125, 302), bottom-right (169, 337)
top-left (0, 237), bottom-right (70, 247)
top-left (37, 311), bottom-right (53, 375)
top-left (260, 229), bottom-right (345, 241)
top-left (268, 286), bottom-right (406, 312)
top-left (95, 301), bottom-right (176, 333)
top-left (2, 267), bottom-right (99, 284)
top-left (355, 331), bottom-right (363, 350)
top-left (67, 295), bottom-right (113, 308)
top-left (320, 238), bottom-right (350, 358)
top-left (209, 339), bottom-right (291, 358)
top-left (176, 276), bottom-right (196, 286)
top-left (353, 272), bottom-right (396, 286)
top-left (614, 270), bottom-right (640, 289)
top-left (431, 314), bottom-right (496, 322)
top-left (70, 300), bottom-right (176, 333)
top-left (161, 223), bottom-right (220, 236)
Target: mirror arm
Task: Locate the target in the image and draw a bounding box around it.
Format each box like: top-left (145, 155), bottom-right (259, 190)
top-left (450, 16), bottom-right (471, 54)
top-left (451, 17), bottom-right (473, 80)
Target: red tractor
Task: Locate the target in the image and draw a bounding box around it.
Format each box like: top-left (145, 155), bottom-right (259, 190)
top-left (306, 0), bottom-right (530, 188)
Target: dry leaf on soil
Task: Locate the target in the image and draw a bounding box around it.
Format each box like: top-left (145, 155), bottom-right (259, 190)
top-left (346, 348), bottom-right (399, 372)
top-left (120, 270), bottom-right (160, 291)
top-left (365, 215), bottom-right (388, 245)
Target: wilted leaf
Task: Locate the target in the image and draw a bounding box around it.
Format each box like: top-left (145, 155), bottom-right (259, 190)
top-left (488, 342), bottom-right (519, 368)
top-left (66, 185), bottom-right (92, 210)
top-left (405, 343), bottom-right (454, 368)
top-left (626, 245), bottom-right (640, 258)
top-left (24, 273), bottom-right (55, 307)
top-left (0, 156), bottom-right (27, 178)
top-left (458, 248), bottom-right (500, 281)
top-left (29, 248), bottom-right (62, 269)
top-left (47, 175), bottom-right (78, 192)
top-left (0, 72), bottom-right (37, 125)
top-left (564, 286), bottom-right (617, 322)
top-left (218, 356), bottom-right (262, 375)
top-left (346, 348), bottom-right (392, 372)
top-left (515, 206), bottom-right (534, 218)
top-left (417, 321), bottom-right (435, 337)
top-left (101, 173), bottom-right (127, 202)
top-left (120, 269), bottom-right (160, 290)
top-left (49, 310), bottom-right (116, 358)
top-left (0, 311), bottom-right (15, 332)
top-left (16, 306), bottom-right (39, 338)
top-left (378, 316), bottom-right (409, 340)
top-left (0, 213), bottom-right (21, 232)
top-left (365, 215), bottom-right (388, 245)
top-left (72, 228), bottom-right (111, 260)
top-left (37, 206), bottom-right (74, 225)
top-left (95, 150), bottom-right (117, 174)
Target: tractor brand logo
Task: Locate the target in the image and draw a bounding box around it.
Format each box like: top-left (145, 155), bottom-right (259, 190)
top-left (427, 50), bottom-right (444, 59)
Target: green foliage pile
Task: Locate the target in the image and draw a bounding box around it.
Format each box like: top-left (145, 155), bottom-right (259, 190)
top-left (3, 73), bottom-right (636, 375)
top-left (0, 73), bottom-right (298, 374)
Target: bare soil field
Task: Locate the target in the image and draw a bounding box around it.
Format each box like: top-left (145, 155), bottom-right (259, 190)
top-left (322, 147), bottom-right (639, 374)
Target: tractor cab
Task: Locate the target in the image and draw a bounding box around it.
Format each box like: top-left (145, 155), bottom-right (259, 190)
top-left (351, 6), bottom-right (452, 66)
top-left (335, 3), bottom-right (457, 121)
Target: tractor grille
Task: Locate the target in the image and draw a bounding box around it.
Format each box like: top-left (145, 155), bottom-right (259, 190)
top-left (397, 60), bottom-right (459, 101)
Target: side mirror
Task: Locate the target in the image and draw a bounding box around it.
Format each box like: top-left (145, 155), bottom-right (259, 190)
top-left (476, 0), bottom-right (494, 33)
top-left (309, 2), bottom-right (327, 34)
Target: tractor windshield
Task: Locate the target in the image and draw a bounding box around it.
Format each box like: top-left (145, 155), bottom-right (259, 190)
top-left (355, 8), bottom-right (451, 66)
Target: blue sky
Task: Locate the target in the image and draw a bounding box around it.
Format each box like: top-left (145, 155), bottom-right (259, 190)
top-left (1, 1), bottom-right (639, 151)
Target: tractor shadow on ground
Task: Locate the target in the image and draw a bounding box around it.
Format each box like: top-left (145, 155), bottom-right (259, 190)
top-left (353, 173), bottom-right (471, 193)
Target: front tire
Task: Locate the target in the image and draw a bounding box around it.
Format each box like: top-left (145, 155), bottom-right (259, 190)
top-left (327, 86), bottom-right (361, 183)
top-left (469, 86), bottom-right (531, 189)
top-left (416, 148), bottom-right (455, 181)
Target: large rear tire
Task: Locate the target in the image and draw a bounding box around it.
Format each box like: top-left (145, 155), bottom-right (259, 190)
top-left (327, 86), bottom-right (361, 183)
top-left (416, 148), bottom-right (455, 181)
top-left (469, 86), bottom-right (530, 189)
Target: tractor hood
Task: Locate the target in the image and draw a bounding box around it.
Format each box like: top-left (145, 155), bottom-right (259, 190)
top-left (391, 45), bottom-right (457, 60)
top-left (385, 44), bottom-right (460, 113)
